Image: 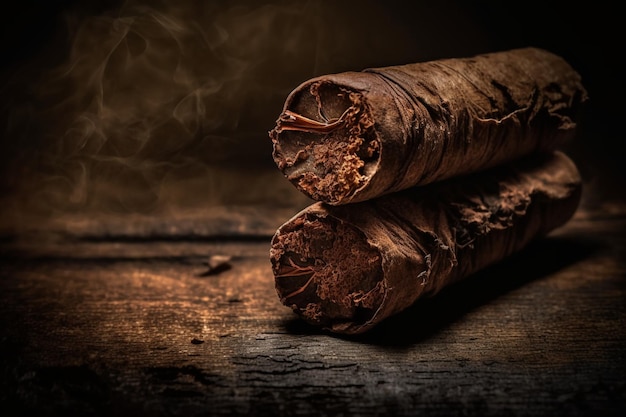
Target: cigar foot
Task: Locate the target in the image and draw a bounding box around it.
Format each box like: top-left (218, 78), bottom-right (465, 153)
top-left (270, 213), bottom-right (385, 332)
top-left (270, 81), bottom-right (380, 205)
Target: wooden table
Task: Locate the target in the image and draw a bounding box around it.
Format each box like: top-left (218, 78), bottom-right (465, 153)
top-left (1, 196), bottom-right (625, 417)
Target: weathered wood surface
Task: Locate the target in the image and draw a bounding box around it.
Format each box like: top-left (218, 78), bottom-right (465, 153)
top-left (1, 202), bottom-right (625, 417)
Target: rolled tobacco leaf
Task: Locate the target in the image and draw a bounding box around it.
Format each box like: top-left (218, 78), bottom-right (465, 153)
top-left (270, 151), bottom-right (582, 334)
top-left (269, 47), bottom-right (587, 205)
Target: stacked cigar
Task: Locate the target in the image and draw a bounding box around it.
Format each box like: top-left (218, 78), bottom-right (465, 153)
top-left (268, 47), bottom-right (588, 335)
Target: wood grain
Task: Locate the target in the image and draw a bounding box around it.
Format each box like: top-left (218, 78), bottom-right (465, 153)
top-left (0, 204), bottom-right (624, 417)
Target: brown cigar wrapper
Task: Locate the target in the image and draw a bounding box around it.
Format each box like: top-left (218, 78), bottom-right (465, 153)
top-left (270, 47), bottom-right (587, 205)
top-left (270, 151), bottom-right (582, 334)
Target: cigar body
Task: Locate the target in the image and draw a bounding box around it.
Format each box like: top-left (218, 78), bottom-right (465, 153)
top-left (270, 47), bottom-right (587, 205)
top-left (270, 151), bottom-right (582, 334)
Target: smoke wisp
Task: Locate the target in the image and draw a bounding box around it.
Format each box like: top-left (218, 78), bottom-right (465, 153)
top-left (0, 0), bottom-right (488, 230)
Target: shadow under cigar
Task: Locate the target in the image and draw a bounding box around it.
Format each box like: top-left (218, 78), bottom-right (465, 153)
top-left (353, 235), bottom-right (602, 346)
top-left (283, 234), bottom-right (602, 345)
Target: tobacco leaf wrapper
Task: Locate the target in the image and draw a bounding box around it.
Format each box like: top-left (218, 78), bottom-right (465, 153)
top-left (270, 151), bottom-right (582, 334)
top-left (270, 47), bottom-right (587, 205)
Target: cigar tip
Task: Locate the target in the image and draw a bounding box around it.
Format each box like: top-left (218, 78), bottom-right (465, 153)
top-left (270, 212), bottom-right (385, 333)
top-left (270, 80), bottom-right (380, 205)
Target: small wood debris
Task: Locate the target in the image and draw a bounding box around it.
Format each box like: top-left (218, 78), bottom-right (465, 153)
top-left (198, 255), bottom-right (232, 276)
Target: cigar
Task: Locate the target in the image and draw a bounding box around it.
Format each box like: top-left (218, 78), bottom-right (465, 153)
top-left (270, 151), bottom-right (582, 334)
top-left (270, 47), bottom-right (587, 205)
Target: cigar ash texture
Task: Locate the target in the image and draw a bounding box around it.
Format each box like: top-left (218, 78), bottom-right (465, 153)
top-left (270, 151), bottom-right (582, 334)
top-left (270, 47), bottom-right (587, 205)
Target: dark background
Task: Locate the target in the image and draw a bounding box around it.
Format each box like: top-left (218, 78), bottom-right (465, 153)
top-left (0, 3), bottom-right (624, 417)
top-left (0, 0), bottom-right (623, 228)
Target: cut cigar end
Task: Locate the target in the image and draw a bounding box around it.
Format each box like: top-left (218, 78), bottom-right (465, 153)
top-left (270, 211), bottom-right (385, 333)
top-left (269, 81), bottom-right (381, 205)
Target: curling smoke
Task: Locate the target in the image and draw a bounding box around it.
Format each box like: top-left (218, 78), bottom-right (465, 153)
top-left (0, 0), bottom-right (486, 228)
top-left (2, 0), bottom-right (324, 218)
